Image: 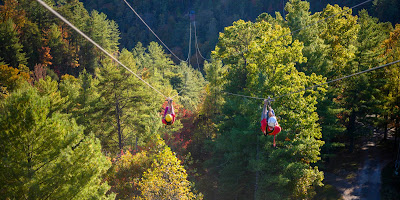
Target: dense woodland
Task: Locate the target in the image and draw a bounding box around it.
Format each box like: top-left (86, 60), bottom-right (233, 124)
top-left (80, 0), bottom-right (400, 66)
top-left (0, 0), bottom-right (400, 199)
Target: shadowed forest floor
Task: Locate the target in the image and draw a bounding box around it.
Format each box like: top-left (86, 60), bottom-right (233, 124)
top-left (322, 129), bottom-right (395, 200)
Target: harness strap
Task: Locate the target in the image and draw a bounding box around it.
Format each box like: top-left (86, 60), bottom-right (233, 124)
top-left (267, 127), bottom-right (275, 134)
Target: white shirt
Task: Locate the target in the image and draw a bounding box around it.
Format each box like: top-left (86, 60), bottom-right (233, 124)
top-left (268, 116), bottom-right (277, 127)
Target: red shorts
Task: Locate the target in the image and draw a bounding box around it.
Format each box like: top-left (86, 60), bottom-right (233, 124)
top-left (267, 125), bottom-right (281, 136)
top-left (261, 119), bottom-right (268, 133)
top-left (261, 119), bottom-right (281, 135)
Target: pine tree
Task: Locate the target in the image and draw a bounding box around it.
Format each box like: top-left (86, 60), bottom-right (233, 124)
top-left (94, 50), bottom-right (154, 153)
top-left (285, 0), bottom-right (330, 75)
top-left (0, 19), bottom-right (27, 67)
top-left (172, 62), bottom-right (207, 111)
top-left (0, 83), bottom-right (114, 199)
top-left (381, 24), bottom-right (400, 145)
top-left (34, 76), bottom-right (67, 115)
top-left (340, 10), bottom-right (391, 151)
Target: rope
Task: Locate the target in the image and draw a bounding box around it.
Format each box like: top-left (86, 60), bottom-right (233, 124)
top-left (35, 0), bottom-right (167, 99)
top-left (267, 0), bottom-right (373, 45)
top-left (122, 0), bottom-right (187, 63)
top-left (194, 21), bottom-right (211, 62)
top-left (194, 25), bottom-right (201, 69)
top-left (170, 23), bottom-right (192, 98)
top-left (222, 59), bottom-right (400, 101)
top-left (122, 0), bottom-right (195, 99)
top-left (186, 22), bottom-right (192, 62)
top-left (273, 59), bottom-right (400, 99)
top-left (222, 91), bottom-right (265, 100)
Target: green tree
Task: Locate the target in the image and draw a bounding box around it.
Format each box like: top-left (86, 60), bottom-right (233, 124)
top-left (317, 4), bottom-right (359, 79)
top-left (138, 137), bottom-right (200, 200)
top-left (0, 83), bottom-right (114, 199)
top-left (340, 10), bottom-right (391, 151)
top-left (207, 18), bottom-right (324, 199)
top-left (381, 24), bottom-right (400, 144)
top-left (69, 69), bottom-right (100, 135)
top-left (172, 62), bottom-right (207, 111)
top-left (285, 0), bottom-right (330, 75)
top-left (94, 50), bottom-right (155, 153)
top-left (89, 10), bottom-right (120, 59)
top-left (0, 19), bottom-right (27, 67)
top-left (34, 76), bottom-right (66, 115)
top-left (0, 64), bottom-right (30, 98)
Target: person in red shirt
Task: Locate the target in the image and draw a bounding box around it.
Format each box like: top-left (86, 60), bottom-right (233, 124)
top-left (162, 97), bottom-right (176, 125)
top-left (261, 99), bottom-right (282, 147)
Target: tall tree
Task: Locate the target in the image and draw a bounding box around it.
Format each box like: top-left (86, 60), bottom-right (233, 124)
top-left (94, 50), bottom-right (154, 153)
top-left (0, 19), bottom-right (27, 67)
top-left (285, 0), bottom-right (330, 75)
top-left (0, 83), bottom-right (114, 199)
top-left (207, 18), bottom-right (324, 199)
top-left (138, 136), bottom-right (200, 200)
top-left (172, 62), bottom-right (207, 111)
top-left (381, 24), bottom-right (400, 145)
top-left (340, 10), bottom-right (391, 151)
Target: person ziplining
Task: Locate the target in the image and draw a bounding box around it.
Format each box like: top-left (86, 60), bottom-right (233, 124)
top-left (36, 0), bottom-right (400, 133)
top-left (162, 97), bottom-right (176, 125)
top-left (261, 98), bottom-right (282, 147)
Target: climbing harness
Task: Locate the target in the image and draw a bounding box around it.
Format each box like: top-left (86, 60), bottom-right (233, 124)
top-left (261, 97), bottom-right (281, 148)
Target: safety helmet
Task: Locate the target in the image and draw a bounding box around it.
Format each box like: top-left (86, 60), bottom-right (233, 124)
top-left (268, 116), bottom-right (277, 127)
top-left (165, 114), bottom-right (173, 122)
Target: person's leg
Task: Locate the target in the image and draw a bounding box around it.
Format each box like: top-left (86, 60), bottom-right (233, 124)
top-left (273, 135), bottom-right (276, 147)
top-left (261, 119), bottom-right (267, 135)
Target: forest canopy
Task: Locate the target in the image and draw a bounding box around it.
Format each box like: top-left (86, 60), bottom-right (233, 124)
top-left (1, 0), bottom-right (400, 199)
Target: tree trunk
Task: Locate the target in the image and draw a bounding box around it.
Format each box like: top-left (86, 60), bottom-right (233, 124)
top-left (395, 116), bottom-right (399, 151)
top-left (254, 135), bottom-right (259, 200)
top-left (384, 114), bottom-right (388, 140)
top-left (135, 137), bottom-right (138, 151)
top-left (115, 93), bottom-right (123, 151)
top-left (348, 110), bottom-right (357, 153)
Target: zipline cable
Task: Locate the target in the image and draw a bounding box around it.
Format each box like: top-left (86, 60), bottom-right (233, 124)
top-left (194, 26), bottom-right (201, 69)
top-left (193, 21), bottom-right (211, 62)
top-left (122, 0), bottom-right (194, 99)
top-left (222, 59), bottom-right (400, 101)
top-left (171, 23), bottom-right (192, 99)
top-left (272, 59), bottom-right (400, 99)
top-left (186, 21), bottom-right (192, 62)
top-left (222, 91), bottom-right (265, 100)
top-left (35, 0), bottom-right (167, 99)
top-left (122, 0), bottom-right (188, 63)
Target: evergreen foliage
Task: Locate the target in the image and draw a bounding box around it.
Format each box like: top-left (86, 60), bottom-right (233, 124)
top-left (0, 18), bottom-right (27, 67)
top-left (94, 55), bottom-right (153, 152)
top-left (205, 17), bottom-right (325, 199)
top-left (1, 0), bottom-right (400, 199)
top-left (0, 84), bottom-right (114, 199)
